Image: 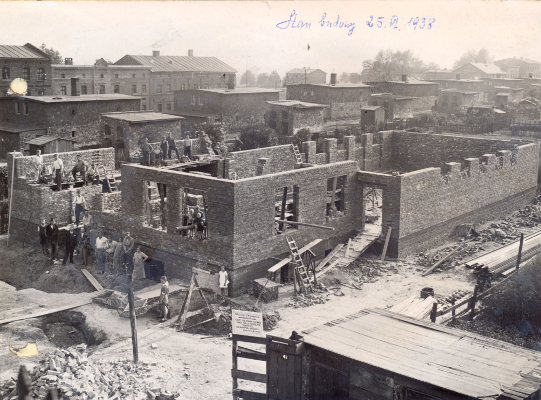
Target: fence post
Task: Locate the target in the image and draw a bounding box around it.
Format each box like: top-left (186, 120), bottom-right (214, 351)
top-left (469, 285), bottom-right (479, 321)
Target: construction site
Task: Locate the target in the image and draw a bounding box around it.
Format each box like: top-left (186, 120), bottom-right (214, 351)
top-left (3, 125), bottom-right (541, 400)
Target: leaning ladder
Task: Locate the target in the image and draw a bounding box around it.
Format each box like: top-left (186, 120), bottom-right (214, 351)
top-left (286, 236), bottom-right (313, 294)
top-left (291, 144), bottom-right (303, 163)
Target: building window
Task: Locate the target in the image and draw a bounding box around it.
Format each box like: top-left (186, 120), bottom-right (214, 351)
top-left (100, 74), bottom-right (104, 78)
top-left (114, 85), bottom-right (120, 93)
top-left (275, 186), bottom-right (299, 234)
top-left (72, 109), bottom-right (76, 115)
top-left (157, 104), bottom-right (163, 112)
top-left (181, 84), bottom-right (185, 90)
top-left (22, 67), bottom-right (30, 81)
top-left (15, 102), bottom-right (20, 115)
top-left (157, 84), bottom-right (162, 94)
top-left (99, 85), bottom-right (105, 94)
top-left (2, 67), bottom-right (10, 80)
top-left (132, 74), bottom-right (136, 78)
top-left (167, 84), bottom-right (172, 93)
top-left (117, 126), bottom-right (123, 136)
top-left (105, 125), bottom-right (111, 135)
top-left (72, 130), bottom-right (76, 138)
top-left (142, 73), bottom-right (146, 78)
top-left (281, 111), bottom-right (288, 120)
top-left (115, 74), bottom-right (119, 79)
top-left (326, 176), bottom-right (347, 218)
top-left (38, 90), bottom-right (44, 96)
top-left (191, 95), bottom-right (196, 105)
top-left (142, 84), bottom-right (147, 94)
top-left (81, 86), bottom-right (87, 95)
top-left (61, 86), bottom-right (67, 95)
top-left (142, 105), bottom-right (147, 110)
top-left (116, 106), bottom-right (121, 112)
top-left (199, 95), bottom-right (203, 105)
top-left (27, 91), bottom-right (31, 96)
top-left (166, 103), bottom-right (172, 111)
top-left (132, 85), bottom-right (137, 94)
top-left (37, 68), bottom-right (45, 80)
top-left (235, 115), bottom-right (241, 122)
top-left (61, 73), bottom-right (66, 79)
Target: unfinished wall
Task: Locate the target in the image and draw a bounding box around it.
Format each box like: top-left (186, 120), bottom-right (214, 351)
top-left (226, 145), bottom-right (297, 179)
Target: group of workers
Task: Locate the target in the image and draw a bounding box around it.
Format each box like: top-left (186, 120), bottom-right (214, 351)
top-left (141, 132), bottom-right (193, 167)
top-left (32, 151), bottom-right (100, 191)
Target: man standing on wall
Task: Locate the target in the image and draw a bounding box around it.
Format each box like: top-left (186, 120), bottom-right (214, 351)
top-left (33, 150), bottom-right (43, 183)
top-left (46, 217), bottom-right (59, 263)
top-left (73, 189), bottom-right (86, 226)
top-left (141, 138), bottom-right (153, 166)
top-left (53, 154), bottom-right (64, 191)
top-left (71, 154), bottom-right (89, 185)
top-left (183, 134), bottom-right (192, 161)
top-left (160, 136), bottom-right (169, 162)
top-left (167, 132), bottom-right (180, 160)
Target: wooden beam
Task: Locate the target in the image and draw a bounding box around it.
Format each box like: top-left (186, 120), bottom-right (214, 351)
top-left (128, 288), bottom-right (139, 364)
top-left (422, 244), bottom-right (465, 277)
top-left (516, 233), bottom-right (524, 271)
top-left (176, 273), bottom-right (195, 329)
top-left (315, 259), bottom-right (341, 279)
top-left (0, 299), bottom-right (95, 325)
top-left (236, 346), bottom-right (269, 362)
top-left (81, 269), bottom-right (104, 291)
top-left (231, 369), bottom-right (267, 384)
top-left (268, 239), bottom-right (322, 273)
top-left (231, 389), bottom-right (267, 400)
top-left (231, 334), bottom-right (269, 345)
top-left (381, 227), bottom-right (392, 262)
top-left (316, 244), bottom-right (344, 270)
top-left (275, 220), bottom-right (335, 231)
top-left (278, 187), bottom-right (288, 232)
top-left (345, 239), bottom-right (352, 258)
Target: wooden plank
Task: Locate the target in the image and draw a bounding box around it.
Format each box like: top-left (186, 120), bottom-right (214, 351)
top-left (232, 334), bottom-right (269, 345)
top-left (0, 299), bottom-right (95, 325)
top-left (231, 389), bottom-right (267, 400)
top-left (381, 227), bottom-right (392, 262)
top-left (315, 259), bottom-right (341, 279)
top-left (423, 244), bottom-right (465, 276)
top-left (268, 239), bottom-right (322, 273)
top-left (231, 369), bottom-right (267, 384)
top-left (275, 220), bottom-right (335, 231)
top-left (237, 346), bottom-right (269, 362)
top-left (81, 269), bottom-right (104, 291)
top-left (316, 244), bottom-right (344, 270)
top-left (268, 349), bottom-right (278, 398)
top-left (345, 238), bottom-right (352, 258)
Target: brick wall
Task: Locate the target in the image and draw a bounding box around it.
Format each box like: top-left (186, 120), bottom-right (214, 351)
top-left (0, 58), bottom-right (53, 96)
top-left (227, 145), bottom-right (296, 179)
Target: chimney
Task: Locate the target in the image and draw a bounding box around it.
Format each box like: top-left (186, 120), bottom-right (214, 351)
top-left (330, 73), bottom-right (337, 85)
top-left (153, 50), bottom-right (160, 57)
top-left (188, 50), bottom-right (194, 57)
top-left (456, 74), bottom-right (461, 80)
top-left (71, 77), bottom-right (80, 96)
top-left (402, 74), bottom-right (408, 82)
top-left (65, 58), bottom-right (73, 65)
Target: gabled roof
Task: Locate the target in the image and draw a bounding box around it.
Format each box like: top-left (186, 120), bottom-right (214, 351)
top-left (456, 63), bottom-right (506, 75)
top-left (0, 44), bottom-right (50, 60)
top-left (115, 55), bottom-right (237, 73)
top-left (25, 136), bottom-right (76, 145)
top-left (287, 68), bottom-right (326, 75)
top-left (301, 308), bottom-right (541, 399)
top-left (101, 111), bottom-right (183, 123)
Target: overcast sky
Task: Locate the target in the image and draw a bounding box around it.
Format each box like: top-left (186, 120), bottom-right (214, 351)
top-left (3, 1), bottom-right (541, 77)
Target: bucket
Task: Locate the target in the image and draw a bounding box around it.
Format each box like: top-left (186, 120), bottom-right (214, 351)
top-left (421, 287), bottom-right (434, 299)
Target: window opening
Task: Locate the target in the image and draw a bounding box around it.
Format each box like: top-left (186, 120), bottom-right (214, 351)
top-left (326, 175), bottom-right (346, 219)
top-left (144, 181), bottom-right (167, 231)
top-left (275, 186), bottom-right (299, 234)
top-left (179, 188), bottom-right (208, 240)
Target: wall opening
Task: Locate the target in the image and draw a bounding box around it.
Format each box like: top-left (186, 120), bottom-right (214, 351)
top-left (275, 185), bottom-right (299, 235)
top-left (144, 181), bottom-right (167, 231)
top-left (179, 188), bottom-right (208, 239)
top-left (326, 175), bottom-right (347, 219)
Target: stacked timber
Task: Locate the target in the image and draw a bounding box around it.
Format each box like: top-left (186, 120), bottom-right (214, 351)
top-left (389, 295), bottom-right (436, 320)
top-left (464, 230), bottom-right (541, 275)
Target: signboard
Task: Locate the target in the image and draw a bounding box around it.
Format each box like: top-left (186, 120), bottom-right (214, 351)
top-left (231, 309), bottom-right (265, 338)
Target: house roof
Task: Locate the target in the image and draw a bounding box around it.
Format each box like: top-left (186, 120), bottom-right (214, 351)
top-left (300, 83), bottom-right (371, 89)
top-left (287, 68), bottom-right (326, 75)
top-left (266, 100), bottom-right (328, 109)
top-left (388, 80), bottom-right (439, 85)
top-left (0, 122), bottom-right (46, 133)
top-left (166, 110), bottom-right (218, 118)
top-left (458, 63), bottom-right (506, 75)
top-left (13, 94), bottom-right (141, 104)
top-left (496, 57), bottom-right (541, 65)
top-left (494, 109), bottom-right (507, 114)
top-left (0, 44), bottom-right (48, 60)
top-left (361, 106), bottom-right (384, 111)
top-left (496, 92), bottom-right (510, 97)
top-left (184, 87), bottom-right (279, 95)
top-left (101, 111), bottom-right (184, 123)
top-left (116, 55), bottom-right (237, 73)
top-left (301, 308), bottom-right (541, 399)
top-left (441, 89), bottom-right (479, 95)
top-left (25, 136), bottom-right (76, 145)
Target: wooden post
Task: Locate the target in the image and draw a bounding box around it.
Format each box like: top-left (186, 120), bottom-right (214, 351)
top-left (7, 156), bottom-right (15, 247)
top-left (451, 298), bottom-right (456, 320)
top-left (516, 233), bottom-right (524, 271)
top-left (128, 288), bottom-right (138, 364)
top-left (177, 274), bottom-right (195, 329)
top-left (330, 177), bottom-right (337, 210)
top-left (17, 366), bottom-right (31, 400)
top-left (278, 187), bottom-right (288, 233)
top-left (430, 302), bottom-right (438, 323)
top-left (381, 227), bottom-right (392, 262)
top-left (292, 262), bottom-right (298, 296)
top-left (232, 339), bottom-right (238, 400)
top-left (469, 285), bottom-right (479, 322)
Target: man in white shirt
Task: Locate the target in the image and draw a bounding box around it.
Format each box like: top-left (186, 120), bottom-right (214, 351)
top-left (73, 189), bottom-right (86, 226)
top-left (95, 231), bottom-right (108, 273)
top-left (33, 150), bottom-right (43, 183)
top-left (53, 154), bottom-right (64, 191)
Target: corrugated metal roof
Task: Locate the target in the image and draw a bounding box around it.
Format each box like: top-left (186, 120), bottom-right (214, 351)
top-left (0, 45), bottom-right (47, 59)
top-left (101, 111), bottom-right (184, 123)
top-left (119, 55), bottom-right (236, 73)
top-left (301, 309), bottom-right (541, 399)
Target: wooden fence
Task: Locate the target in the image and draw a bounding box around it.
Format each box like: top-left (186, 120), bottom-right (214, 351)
top-left (511, 120), bottom-right (541, 137)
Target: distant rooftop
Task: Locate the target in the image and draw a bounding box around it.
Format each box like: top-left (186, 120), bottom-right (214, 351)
top-left (429, 79), bottom-right (484, 83)
top-left (101, 111), bottom-right (184, 123)
top-left (361, 106), bottom-right (384, 111)
top-left (0, 44), bottom-right (48, 60)
top-left (287, 68), bottom-right (326, 75)
top-left (266, 100), bottom-right (328, 108)
top-left (25, 136), bottom-right (76, 145)
top-left (441, 89), bottom-right (480, 94)
top-left (115, 53), bottom-right (237, 73)
top-left (298, 83), bottom-right (371, 88)
top-left (181, 87), bottom-right (279, 95)
top-left (388, 80), bottom-right (439, 85)
top-left (0, 121), bottom-right (46, 133)
top-left (3, 94), bottom-right (142, 103)
top-left (459, 63), bottom-right (506, 75)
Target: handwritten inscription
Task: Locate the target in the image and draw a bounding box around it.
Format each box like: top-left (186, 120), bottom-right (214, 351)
top-left (276, 11), bottom-right (436, 36)
top-left (231, 309), bottom-right (264, 338)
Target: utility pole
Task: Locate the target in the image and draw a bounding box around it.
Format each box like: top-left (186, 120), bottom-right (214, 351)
top-left (304, 67), bottom-right (307, 84)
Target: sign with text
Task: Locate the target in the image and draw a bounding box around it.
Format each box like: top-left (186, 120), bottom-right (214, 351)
top-left (231, 309), bottom-right (265, 338)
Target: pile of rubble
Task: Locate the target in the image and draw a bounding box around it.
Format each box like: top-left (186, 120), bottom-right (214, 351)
top-left (1, 344), bottom-right (180, 400)
top-left (286, 291), bottom-right (330, 308)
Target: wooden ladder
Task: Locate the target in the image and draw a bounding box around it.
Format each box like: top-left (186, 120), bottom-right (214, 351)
top-left (286, 236), bottom-right (313, 294)
top-left (291, 144), bottom-right (303, 163)
top-left (104, 171), bottom-right (117, 192)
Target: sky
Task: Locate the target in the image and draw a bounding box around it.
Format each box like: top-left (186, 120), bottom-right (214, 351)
top-left (2, 1), bottom-right (541, 77)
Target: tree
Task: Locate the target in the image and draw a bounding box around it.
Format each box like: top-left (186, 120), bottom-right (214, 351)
top-left (40, 44), bottom-right (63, 64)
top-left (257, 73), bottom-right (269, 87)
top-left (348, 73), bottom-right (361, 84)
top-left (239, 70), bottom-right (256, 87)
top-left (339, 72), bottom-right (349, 83)
top-left (238, 125), bottom-right (277, 149)
top-left (453, 48), bottom-right (493, 69)
top-left (268, 71), bottom-right (281, 88)
top-left (293, 128), bottom-right (312, 146)
top-left (361, 49), bottom-right (436, 81)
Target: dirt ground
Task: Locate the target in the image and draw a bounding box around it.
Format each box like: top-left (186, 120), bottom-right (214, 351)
top-left (1, 203), bottom-right (540, 398)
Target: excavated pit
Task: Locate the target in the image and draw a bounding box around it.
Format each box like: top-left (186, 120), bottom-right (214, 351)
top-left (41, 311), bottom-right (107, 349)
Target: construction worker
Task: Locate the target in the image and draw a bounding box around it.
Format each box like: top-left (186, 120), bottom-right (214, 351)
top-left (46, 217), bottom-right (59, 262)
top-left (160, 136), bottom-right (169, 162)
top-left (53, 154), bottom-right (64, 191)
top-left (182, 134), bottom-right (192, 161)
top-left (73, 189), bottom-right (86, 226)
top-left (158, 276), bottom-right (170, 321)
top-left (63, 223), bottom-right (78, 265)
top-left (71, 155), bottom-right (89, 185)
top-left (38, 219), bottom-right (48, 255)
top-left (33, 150), bottom-right (43, 183)
top-left (167, 133), bottom-right (180, 160)
top-left (141, 138), bottom-right (153, 166)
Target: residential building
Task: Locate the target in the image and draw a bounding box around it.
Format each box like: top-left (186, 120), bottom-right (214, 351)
top-left (0, 43), bottom-right (53, 96)
top-left (452, 63), bottom-right (509, 79)
top-left (172, 87), bottom-right (279, 129)
top-left (284, 68), bottom-right (327, 85)
top-left (0, 83), bottom-right (140, 149)
top-left (264, 100), bottom-right (328, 135)
top-left (286, 83), bottom-right (372, 120)
top-left (438, 89), bottom-right (481, 114)
top-left (426, 78), bottom-right (485, 92)
top-left (424, 69), bottom-right (457, 80)
top-left (494, 57), bottom-right (541, 78)
top-left (367, 77), bottom-right (440, 97)
top-left (370, 93), bottom-right (436, 119)
top-left (0, 121), bottom-right (46, 158)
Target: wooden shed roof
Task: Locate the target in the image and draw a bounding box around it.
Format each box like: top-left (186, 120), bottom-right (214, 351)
top-left (301, 308), bottom-right (541, 399)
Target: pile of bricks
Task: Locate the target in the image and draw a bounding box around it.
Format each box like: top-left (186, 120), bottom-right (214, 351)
top-left (1, 344), bottom-right (180, 400)
top-left (286, 292), bottom-right (330, 308)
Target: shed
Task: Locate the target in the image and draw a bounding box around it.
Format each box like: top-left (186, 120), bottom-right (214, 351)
top-left (0, 122), bottom-right (47, 158)
top-left (25, 136), bottom-right (76, 155)
top-left (266, 309), bottom-right (541, 400)
top-left (360, 106), bottom-right (385, 130)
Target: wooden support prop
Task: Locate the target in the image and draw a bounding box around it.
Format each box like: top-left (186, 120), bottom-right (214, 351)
top-left (316, 244), bottom-right (343, 270)
top-left (17, 365), bottom-right (31, 400)
top-left (345, 238), bottom-right (352, 258)
top-left (275, 220), bottom-right (335, 231)
top-left (81, 269), bottom-right (104, 291)
top-left (278, 187), bottom-right (288, 233)
top-left (423, 244), bottom-right (465, 277)
top-left (381, 227), bottom-right (392, 262)
top-left (128, 288), bottom-right (139, 364)
top-left (7, 157), bottom-right (15, 248)
top-left (316, 259), bottom-right (341, 279)
top-left (430, 302), bottom-right (438, 323)
top-left (0, 299), bottom-right (95, 325)
top-left (268, 239), bottom-right (322, 273)
top-left (232, 339), bottom-right (238, 400)
top-left (469, 285), bottom-right (479, 322)
top-left (451, 299), bottom-right (456, 320)
top-left (516, 233), bottom-right (524, 271)
top-left (176, 274), bottom-right (195, 329)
